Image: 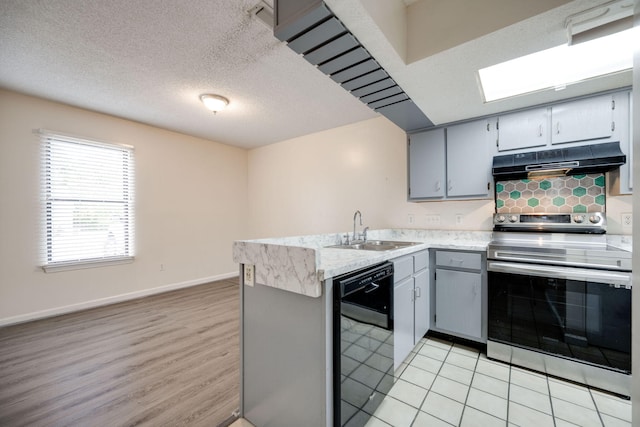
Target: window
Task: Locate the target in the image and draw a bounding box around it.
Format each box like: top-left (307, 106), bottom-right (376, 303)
top-left (40, 131), bottom-right (135, 271)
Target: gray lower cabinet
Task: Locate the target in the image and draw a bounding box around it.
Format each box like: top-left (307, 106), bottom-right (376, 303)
top-left (431, 250), bottom-right (487, 343)
top-left (393, 276), bottom-right (414, 372)
top-left (393, 250), bottom-right (429, 370)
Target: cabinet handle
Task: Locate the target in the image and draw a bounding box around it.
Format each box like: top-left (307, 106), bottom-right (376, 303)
top-left (411, 288), bottom-right (416, 302)
top-left (450, 258), bottom-right (464, 265)
top-left (415, 287), bottom-right (421, 298)
top-left (538, 124), bottom-right (543, 137)
top-left (448, 180), bottom-right (452, 191)
top-left (556, 122), bottom-right (560, 135)
top-left (435, 181), bottom-right (441, 191)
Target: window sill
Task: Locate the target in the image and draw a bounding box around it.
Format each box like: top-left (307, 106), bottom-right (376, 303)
top-left (42, 256), bottom-right (135, 273)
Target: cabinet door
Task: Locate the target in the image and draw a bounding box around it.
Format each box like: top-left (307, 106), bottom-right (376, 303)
top-left (551, 94), bottom-right (614, 145)
top-left (435, 269), bottom-right (482, 340)
top-left (393, 277), bottom-right (415, 371)
top-left (413, 269), bottom-right (429, 344)
top-left (446, 119), bottom-right (494, 198)
top-left (497, 107), bottom-right (548, 151)
top-left (409, 128), bottom-right (446, 199)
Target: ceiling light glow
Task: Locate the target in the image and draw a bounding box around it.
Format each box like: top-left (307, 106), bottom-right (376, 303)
top-left (200, 94), bottom-right (229, 113)
top-left (478, 28), bottom-right (635, 102)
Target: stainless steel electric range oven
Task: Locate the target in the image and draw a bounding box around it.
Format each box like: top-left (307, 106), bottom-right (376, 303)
top-left (487, 213), bottom-right (632, 396)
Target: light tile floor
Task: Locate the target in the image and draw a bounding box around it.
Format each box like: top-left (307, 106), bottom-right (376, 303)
top-left (364, 336), bottom-right (631, 427)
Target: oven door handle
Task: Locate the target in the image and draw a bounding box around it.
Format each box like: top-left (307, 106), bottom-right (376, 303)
top-left (488, 261), bottom-right (632, 287)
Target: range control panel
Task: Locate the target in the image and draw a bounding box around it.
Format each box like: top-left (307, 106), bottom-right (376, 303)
top-left (493, 212), bottom-right (606, 233)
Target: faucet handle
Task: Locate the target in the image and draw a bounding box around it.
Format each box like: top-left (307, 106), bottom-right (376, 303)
top-left (362, 226), bottom-right (369, 242)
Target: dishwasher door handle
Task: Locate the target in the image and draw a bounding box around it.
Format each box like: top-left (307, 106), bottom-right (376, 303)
top-left (364, 283), bottom-right (380, 294)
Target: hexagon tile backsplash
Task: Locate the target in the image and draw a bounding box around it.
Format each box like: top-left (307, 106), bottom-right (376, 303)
top-left (495, 174), bottom-right (605, 214)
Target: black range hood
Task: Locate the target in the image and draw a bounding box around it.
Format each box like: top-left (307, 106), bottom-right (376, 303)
top-left (492, 142), bottom-right (626, 180)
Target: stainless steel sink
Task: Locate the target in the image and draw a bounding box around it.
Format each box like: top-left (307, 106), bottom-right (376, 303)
top-left (327, 240), bottom-right (421, 251)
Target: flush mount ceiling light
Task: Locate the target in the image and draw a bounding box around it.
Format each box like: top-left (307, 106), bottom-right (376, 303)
top-left (200, 94), bottom-right (229, 114)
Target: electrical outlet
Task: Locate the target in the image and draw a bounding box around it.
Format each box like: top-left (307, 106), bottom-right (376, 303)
top-left (407, 214), bottom-right (415, 225)
top-left (244, 264), bottom-right (255, 287)
top-left (622, 213), bottom-right (632, 228)
top-left (456, 214), bottom-right (464, 225)
top-left (425, 214), bottom-right (441, 225)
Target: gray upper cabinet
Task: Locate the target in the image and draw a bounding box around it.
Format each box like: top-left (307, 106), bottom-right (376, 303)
top-left (446, 119), bottom-right (495, 198)
top-left (551, 93), bottom-right (614, 145)
top-left (497, 92), bottom-right (624, 152)
top-left (409, 89), bottom-right (632, 199)
top-left (497, 107), bottom-right (548, 152)
top-left (408, 128), bottom-right (446, 199)
top-left (409, 120), bottom-right (494, 201)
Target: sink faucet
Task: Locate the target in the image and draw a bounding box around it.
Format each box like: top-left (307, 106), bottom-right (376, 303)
top-left (362, 226), bottom-right (369, 243)
top-left (353, 210), bottom-right (362, 242)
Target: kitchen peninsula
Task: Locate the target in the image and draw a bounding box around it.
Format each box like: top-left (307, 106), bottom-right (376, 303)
top-left (232, 229), bottom-right (491, 427)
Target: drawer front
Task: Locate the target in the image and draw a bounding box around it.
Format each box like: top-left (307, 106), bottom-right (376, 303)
top-left (393, 256), bottom-right (414, 283)
top-left (436, 251), bottom-right (481, 270)
top-left (413, 250), bottom-right (429, 272)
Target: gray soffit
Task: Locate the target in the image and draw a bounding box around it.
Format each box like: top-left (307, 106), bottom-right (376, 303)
top-left (274, 2), bottom-right (433, 132)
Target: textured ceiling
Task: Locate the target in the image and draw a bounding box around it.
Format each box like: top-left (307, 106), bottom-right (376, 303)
top-left (0, 0), bottom-right (633, 148)
top-left (0, 0), bottom-right (376, 148)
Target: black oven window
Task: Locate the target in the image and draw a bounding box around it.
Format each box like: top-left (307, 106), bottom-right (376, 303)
top-left (488, 272), bottom-right (631, 373)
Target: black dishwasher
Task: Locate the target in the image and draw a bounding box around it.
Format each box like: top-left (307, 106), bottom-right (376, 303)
top-left (333, 262), bottom-right (394, 427)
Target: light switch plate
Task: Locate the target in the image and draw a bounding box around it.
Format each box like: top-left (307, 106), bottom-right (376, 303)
top-left (244, 264), bottom-right (255, 287)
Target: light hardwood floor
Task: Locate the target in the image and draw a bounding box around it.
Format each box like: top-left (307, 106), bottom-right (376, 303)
top-left (0, 278), bottom-right (240, 427)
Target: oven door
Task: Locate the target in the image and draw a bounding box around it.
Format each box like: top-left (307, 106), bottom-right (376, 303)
top-left (488, 261), bottom-right (631, 373)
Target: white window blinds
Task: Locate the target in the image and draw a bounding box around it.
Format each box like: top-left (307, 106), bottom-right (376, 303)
top-left (40, 131), bottom-right (135, 271)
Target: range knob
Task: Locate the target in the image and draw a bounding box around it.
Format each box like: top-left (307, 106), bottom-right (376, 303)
top-left (508, 215), bottom-right (518, 223)
top-left (573, 215), bottom-right (585, 223)
top-left (496, 215), bottom-right (506, 223)
top-left (589, 214), bottom-right (601, 224)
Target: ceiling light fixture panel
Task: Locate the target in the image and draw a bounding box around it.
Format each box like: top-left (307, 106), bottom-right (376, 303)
top-left (200, 94), bottom-right (230, 113)
top-left (478, 27), bottom-right (635, 102)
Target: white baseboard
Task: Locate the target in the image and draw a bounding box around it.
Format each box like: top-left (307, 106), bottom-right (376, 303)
top-left (0, 272), bottom-right (239, 327)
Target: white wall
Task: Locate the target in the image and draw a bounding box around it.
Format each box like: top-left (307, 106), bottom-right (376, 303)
top-left (0, 90), bottom-right (248, 324)
top-left (1, 90), bottom-right (633, 325)
top-left (248, 116), bottom-right (494, 238)
top-left (248, 115), bottom-right (632, 238)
